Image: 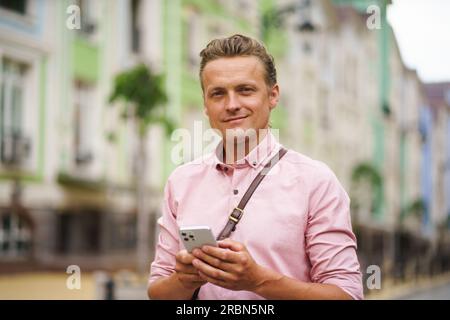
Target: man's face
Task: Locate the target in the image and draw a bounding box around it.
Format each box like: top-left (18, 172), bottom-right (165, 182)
top-left (201, 56), bottom-right (279, 141)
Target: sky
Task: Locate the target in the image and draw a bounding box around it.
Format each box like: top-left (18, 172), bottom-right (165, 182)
top-left (387, 0), bottom-right (450, 83)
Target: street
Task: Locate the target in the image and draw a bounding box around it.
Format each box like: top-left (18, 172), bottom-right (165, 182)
top-left (394, 280), bottom-right (450, 300)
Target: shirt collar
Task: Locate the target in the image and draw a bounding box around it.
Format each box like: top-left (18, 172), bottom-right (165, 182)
top-left (213, 130), bottom-right (280, 172)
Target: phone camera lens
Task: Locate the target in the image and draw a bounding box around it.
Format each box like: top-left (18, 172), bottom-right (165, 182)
top-left (184, 238), bottom-right (189, 241)
top-left (189, 235), bottom-right (194, 238)
top-left (181, 232), bottom-right (187, 236)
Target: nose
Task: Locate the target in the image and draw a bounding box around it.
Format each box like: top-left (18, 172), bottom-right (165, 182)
top-left (225, 92), bottom-right (241, 113)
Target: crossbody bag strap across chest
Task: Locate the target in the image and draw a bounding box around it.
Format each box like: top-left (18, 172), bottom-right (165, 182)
top-left (191, 147), bottom-right (288, 300)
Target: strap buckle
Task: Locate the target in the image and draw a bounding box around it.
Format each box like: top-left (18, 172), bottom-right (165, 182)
top-left (229, 207), bottom-right (244, 223)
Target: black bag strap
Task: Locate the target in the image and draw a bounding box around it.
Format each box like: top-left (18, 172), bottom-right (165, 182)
top-left (192, 147), bottom-right (288, 299)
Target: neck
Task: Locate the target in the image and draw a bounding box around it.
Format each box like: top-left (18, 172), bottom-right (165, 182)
top-left (222, 128), bottom-right (269, 164)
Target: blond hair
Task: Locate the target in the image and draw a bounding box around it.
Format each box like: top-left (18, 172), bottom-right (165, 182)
top-left (199, 34), bottom-right (277, 89)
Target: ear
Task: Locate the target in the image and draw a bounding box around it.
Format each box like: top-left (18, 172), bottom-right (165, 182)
top-left (268, 84), bottom-right (280, 111)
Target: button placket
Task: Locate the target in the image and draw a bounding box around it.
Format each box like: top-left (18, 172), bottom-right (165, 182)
top-left (230, 167), bottom-right (238, 198)
top-left (231, 166), bottom-right (248, 200)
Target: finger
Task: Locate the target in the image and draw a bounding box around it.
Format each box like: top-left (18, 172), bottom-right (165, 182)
top-left (192, 249), bottom-right (236, 272)
top-left (197, 270), bottom-right (231, 289)
top-left (192, 258), bottom-right (237, 282)
top-left (177, 273), bottom-right (205, 283)
top-left (176, 250), bottom-right (195, 264)
top-left (217, 239), bottom-right (245, 252)
top-left (175, 263), bottom-right (200, 275)
top-left (199, 245), bottom-right (242, 263)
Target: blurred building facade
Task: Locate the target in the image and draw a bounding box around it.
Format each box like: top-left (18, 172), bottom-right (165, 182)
top-left (422, 82), bottom-right (450, 274)
top-left (423, 82), bottom-right (450, 232)
top-left (0, 0), bottom-right (267, 272)
top-left (0, 0), bottom-right (449, 292)
top-left (270, 0), bottom-right (423, 282)
top-left (0, 0), bottom-right (168, 272)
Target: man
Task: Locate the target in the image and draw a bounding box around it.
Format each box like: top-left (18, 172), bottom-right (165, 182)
top-left (148, 34), bottom-right (363, 300)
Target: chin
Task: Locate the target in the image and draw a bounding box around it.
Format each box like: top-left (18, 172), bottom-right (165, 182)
top-left (223, 126), bottom-right (258, 142)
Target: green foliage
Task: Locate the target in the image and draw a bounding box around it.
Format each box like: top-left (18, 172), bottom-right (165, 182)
top-left (402, 198), bottom-right (425, 221)
top-left (407, 199), bottom-right (425, 215)
top-left (351, 161), bottom-right (383, 215)
top-left (109, 63), bottom-right (173, 135)
top-left (351, 162), bottom-right (382, 189)
top-left (105, 131), bottom-right (117, 144)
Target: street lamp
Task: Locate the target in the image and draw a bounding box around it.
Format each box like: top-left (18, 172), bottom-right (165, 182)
top-left (261, 0), bottom-right (316, 41)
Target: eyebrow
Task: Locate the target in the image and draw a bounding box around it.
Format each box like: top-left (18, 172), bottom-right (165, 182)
top-left (236, 84), bottom-right (257, 89)
top-left (208, 87), bottom-right (225, 94)
top-left (207, 81), bottom-right (258, 92)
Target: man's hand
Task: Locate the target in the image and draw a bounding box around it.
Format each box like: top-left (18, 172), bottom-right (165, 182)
top-left (191, 239), bottom-right (276, 291)
top-left (190, 239), bottom-right (353, 300)
top-left (174, 249), bottom-right (207, 290)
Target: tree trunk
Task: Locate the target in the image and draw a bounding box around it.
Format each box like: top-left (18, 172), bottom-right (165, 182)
top-left (136, 131), bottom-right (150, 275)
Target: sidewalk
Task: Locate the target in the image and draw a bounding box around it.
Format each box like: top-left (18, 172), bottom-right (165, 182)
top-left (3, 270), bottom-right (449, 300)
top-left (0, 270), bottom-right (150, 300)
top-left (366, 272), bottom-right (450, 300)
top-left (0, 272), bottom-right (96, 300)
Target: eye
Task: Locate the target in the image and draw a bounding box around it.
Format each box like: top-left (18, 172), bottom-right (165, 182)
top-left (210, 91), bottom-right (223, 97)
top-left (239, 87), bottom-right (254, 94)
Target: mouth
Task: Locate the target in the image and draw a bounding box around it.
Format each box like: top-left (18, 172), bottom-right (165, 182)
top-left (223, 115), bottom-right (248, 123)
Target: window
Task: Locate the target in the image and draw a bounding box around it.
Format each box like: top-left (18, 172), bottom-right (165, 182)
top-left (0, 58), bottom-right (31, 166)
top-left (75, 0), bottom-right (96, 37)
top-left (445, 89), bottom-right (450, 105)
top-left (187, 9), bottom-right (202, 71)
top-left (0, 0), bottom-right (27, 15)
top-left (130, 0), bottom-right (141, 53)
top-left (0, 213), bottom-right (32, 258)
top-left (110, 212), bottom-right (136, 250)
top-left (57, 211), bottom-right (101, 254)
top-left (73, 81), bottom-right (94, 167)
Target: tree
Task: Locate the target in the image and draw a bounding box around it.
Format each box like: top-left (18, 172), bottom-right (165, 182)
top-left (109, 63), bottom-right (173, 274)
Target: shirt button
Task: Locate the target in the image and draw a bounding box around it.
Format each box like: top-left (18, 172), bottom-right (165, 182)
top-left (252, 161), bottom-right (257, 166)
top-left (233, 189), bottom-right (238, 195)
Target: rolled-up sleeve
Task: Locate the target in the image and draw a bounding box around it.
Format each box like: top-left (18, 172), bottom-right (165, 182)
top-left (149, 177), bottom-right (180, 285)
top-left (305, 168), bottom-right (364, 300)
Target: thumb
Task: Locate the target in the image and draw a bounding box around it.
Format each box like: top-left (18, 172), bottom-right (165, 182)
top-left (177, 249), bottom-right (194, 264)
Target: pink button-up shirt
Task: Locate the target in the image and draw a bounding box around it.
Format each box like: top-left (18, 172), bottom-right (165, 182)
top-left (149, 132), bottom-right (363, 300)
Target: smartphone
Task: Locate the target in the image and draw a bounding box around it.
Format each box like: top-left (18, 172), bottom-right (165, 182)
top-left (179, 226), bottom-right (217, 253)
